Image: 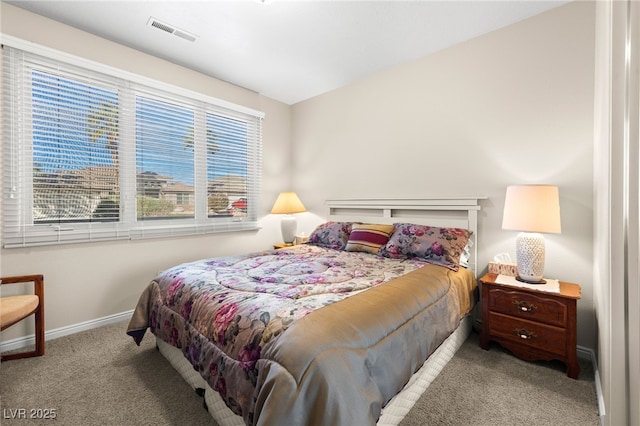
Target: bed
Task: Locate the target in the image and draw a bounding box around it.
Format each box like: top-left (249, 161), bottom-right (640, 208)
top-left (127, 197), bottom-right (483, 426)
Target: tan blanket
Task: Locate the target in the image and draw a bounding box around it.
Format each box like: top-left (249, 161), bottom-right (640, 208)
top-left (254, 264), bottom-right (475, 425)
top-left (127, 247), bottom-right (476, 425)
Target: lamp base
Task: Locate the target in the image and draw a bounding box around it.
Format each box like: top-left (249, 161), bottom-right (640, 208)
top-left (515, 232), bottom-right (546, 283)
top-left (280, 215), bottom-right (297, 244)
top-left (515, 275), bottom-right (547, 285)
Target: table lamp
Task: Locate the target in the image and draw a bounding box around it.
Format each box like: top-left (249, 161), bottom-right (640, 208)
top-left (271, 192), bottom-right (306, 244)
top-left (501, 185), bottom-right (561, 284)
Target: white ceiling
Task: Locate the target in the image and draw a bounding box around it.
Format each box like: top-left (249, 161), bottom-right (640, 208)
top-left (6, 0), bottom-right (571, 105)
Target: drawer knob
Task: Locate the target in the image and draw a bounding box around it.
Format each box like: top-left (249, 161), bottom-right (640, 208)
top-left (514, 328), bottom-right (536, 340)
top-left (513, 300), bottom-right (536, 313)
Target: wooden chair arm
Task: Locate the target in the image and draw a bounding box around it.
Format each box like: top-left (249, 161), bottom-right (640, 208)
top-left (0, 274), bottom-right (44, 299)
top-left (0, 274), bottom-right (45, 360)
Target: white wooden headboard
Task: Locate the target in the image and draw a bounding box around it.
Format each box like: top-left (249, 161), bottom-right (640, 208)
top-left (326, 197), bottom-right (485, 276)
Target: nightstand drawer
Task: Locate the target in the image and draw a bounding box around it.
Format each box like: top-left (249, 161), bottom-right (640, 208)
top-left (488, 312), bottom-right (567, 357)
top-left (488, 287), bottom-right (568, 328)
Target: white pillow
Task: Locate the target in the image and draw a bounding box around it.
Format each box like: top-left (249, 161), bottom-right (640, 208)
top-left (459, 239), bottom-right (473, 268)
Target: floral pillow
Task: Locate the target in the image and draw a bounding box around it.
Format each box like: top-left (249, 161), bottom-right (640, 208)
top-left (379, 223), bottom-right (472, 271)
top-left (307, 221), bottom-right (354, 250)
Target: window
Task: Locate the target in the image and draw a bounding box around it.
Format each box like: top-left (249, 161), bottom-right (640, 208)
top-left (2, 41), bottom-right (263, 248)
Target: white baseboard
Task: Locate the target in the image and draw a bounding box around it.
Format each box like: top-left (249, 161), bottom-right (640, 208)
top-left (0, 309), bottom-right (134, 353)
top-left (577, 345), bottom-right (606, 425)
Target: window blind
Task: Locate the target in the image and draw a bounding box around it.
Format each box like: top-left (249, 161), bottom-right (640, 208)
top-left (2, 40), bottom-right (263, 248)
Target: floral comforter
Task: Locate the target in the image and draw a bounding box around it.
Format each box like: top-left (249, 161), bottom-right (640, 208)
top-left (127, 244), bottom-right (476, 426)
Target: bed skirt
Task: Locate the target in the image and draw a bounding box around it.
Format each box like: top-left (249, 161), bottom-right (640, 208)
top-left (156, 315), bottom-right (473, 426)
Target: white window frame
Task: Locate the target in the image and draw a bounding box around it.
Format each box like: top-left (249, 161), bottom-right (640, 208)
top-left (1, 36), bottom-right (264, 248)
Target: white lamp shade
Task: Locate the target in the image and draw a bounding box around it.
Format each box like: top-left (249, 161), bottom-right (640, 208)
top-left (270, 192), bottom-right (306, 214)
top-left (502, 185), bottom-right (561, 234)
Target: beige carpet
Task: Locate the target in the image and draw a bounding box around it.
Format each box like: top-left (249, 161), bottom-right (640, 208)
top-left (0, 321), bottom-right (599, 425)
top-left (400, 332), bottom-right (599, 426)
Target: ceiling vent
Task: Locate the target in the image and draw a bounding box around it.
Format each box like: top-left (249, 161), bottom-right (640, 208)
top-left (147, 17), bottom-right (197, 42)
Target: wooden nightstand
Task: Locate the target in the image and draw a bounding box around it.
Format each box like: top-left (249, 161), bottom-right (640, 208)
top-left (273, 243), bottom-right (294, 249)
top-left (479, 273), bottom-right (581, 379)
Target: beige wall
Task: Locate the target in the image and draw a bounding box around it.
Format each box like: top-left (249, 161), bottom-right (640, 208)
top-left (1, 2), bottom-right (598, 353)
top-left (291, 1), bottom-right (596, 349)
top-left (0, 4), bottom-right (291, 339)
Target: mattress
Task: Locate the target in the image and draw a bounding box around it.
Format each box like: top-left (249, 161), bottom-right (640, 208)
top-left (157, 315), bottom-right (473, 426)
